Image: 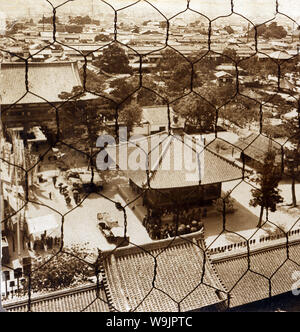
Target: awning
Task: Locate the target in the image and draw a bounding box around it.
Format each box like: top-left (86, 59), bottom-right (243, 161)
top-left (27, 214), bottom-right (60, 239)
top-left (111, 227), bottom-right (125, 238)
top-left (37, 170), bottom-right (60, 178)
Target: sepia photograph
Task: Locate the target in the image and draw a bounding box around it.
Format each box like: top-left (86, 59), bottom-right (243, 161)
top-left (0, 0), bottom-right (300, 316)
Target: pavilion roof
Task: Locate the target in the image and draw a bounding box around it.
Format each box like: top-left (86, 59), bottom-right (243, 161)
top-left (236, 133), bottom-right (282, 165)
top-left (105, 133), bottom-right (244, 189)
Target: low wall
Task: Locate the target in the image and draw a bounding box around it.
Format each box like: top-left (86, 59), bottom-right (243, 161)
top-left (209, 228), bottom-right (300, 262)
top-left (102, 229), bottom-right (205, 258)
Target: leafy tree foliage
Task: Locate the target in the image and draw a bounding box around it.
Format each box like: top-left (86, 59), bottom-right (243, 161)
top-left (95, 34), bottom-right (110, 42)
top-left (175, 93), bottom-right (215, 132)
top-left (65, 25), bottom-right (83, 33)
top-left (119, 101), bottom-right (142, 133)
top-left (137, 76), bottom-right (161, 106)
top-left (69, 15), bottom-right (94, 25)
top-left (250, 22), bottom-right (287, 39)
top-left (25, 245), bottom-right (93, 293)
top-left (221, 95), bottom-right (259, 129)
top-left (222, 48), bottom-right (238, 61)
top-left (249, 151), bottom-right (283, 227)
top-left (39, 16), bottom-right (59, 24)
top-left (108, 78), bottom-right (142, 132)
top-left (214, 191), bottom-right (236, 214)
top-left (58, 86), bottom-right (108, 150)
top-left (79, 67), bottom-right (106, 94)
top-left (109, 77), bottom-right (136, 105)
top-left (158, 48), bottom-right (186, 73)
top-left (167, 62), bottom-right (194, 94)
top-left (94, 44), bottom-right (133, 75)
top-left (284, 116), bottom-right (300, 206)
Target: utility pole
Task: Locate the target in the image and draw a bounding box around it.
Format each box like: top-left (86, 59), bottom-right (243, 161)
top-left (91, 0), bottom-right (94, 21)
top-left (247, 23), bottom-right (250, 43)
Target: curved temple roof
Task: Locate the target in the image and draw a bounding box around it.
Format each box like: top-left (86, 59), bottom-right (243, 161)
top-left (0, 61), bottom-right (96, 105)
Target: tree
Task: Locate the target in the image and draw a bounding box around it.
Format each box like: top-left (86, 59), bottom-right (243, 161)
top-left (119, 101), bottom-right (142, 134)
top-left (264, 22), bottom-right (287, 39)
top-left (94, 44), bottom-right (133, 74)
top-left (39, 16), bottom-right (60, 24)
top-left (58, 86), bottom-right (108, 151)
top-left (158, 48), bottom-right (186, 73)
top-left (79, 67), bottom-right (106, 94)
top-left (137, 76), bottom-right (161, 106)
top-left (157, 49), bottom-right (197, 98)
top-left (69, 15), bottom-right (92, 25)
top-left (94, 34), bottom-right (110, 42)
top-left (263, 123), bottom-right (289, 139)
top-left (250, 22), bottom-right (287, 40)
top-left (65, 25), bottom-right (83, 33)
top-left (175, 93), bottom-right (215, 132)
top-left (222, 48), bottom-right (238, 62)
top-left (159, 21), bottom-right (167, 29)
top-left (109, 77), bottom-right (136, 105)
top-left (108, 78), bottom-right (142, 133)
top-left (284, 116), bottom-right (300, 207)
top-left (167, 62), bottom-right (195, 94)
top-left (24, 245), bottom-right (93, 293)
top-left (249, 150), bottom-right (283, 227)
top-left (214, 191), bottom-right (236, 214)
top-left (7, 22), bottom-right (25, 35)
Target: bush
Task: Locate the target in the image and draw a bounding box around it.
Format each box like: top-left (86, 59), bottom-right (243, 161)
top-left (25, 244), bottom-right (94, 293)
top-left (214, 192), bottom-right (236, 214)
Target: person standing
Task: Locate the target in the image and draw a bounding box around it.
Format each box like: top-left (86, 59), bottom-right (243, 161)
top-left (49, 192), bottom-right (52, 200)
top-left (52, 176), bottom-right (57, 188)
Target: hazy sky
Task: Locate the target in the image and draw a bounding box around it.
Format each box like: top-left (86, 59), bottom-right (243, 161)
top-left (0, 0), bottom-right (300, 23)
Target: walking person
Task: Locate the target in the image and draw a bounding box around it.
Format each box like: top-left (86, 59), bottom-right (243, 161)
top-left (49, 192), bottom-right (52, 200)
top-left (52, 176), bottom-right (57, 188)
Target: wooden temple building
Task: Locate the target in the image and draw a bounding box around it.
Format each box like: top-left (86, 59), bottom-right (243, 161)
top-left (0, 61), bottom-right (96, 131)
top-left (106, 130), bottom-right (244, 211)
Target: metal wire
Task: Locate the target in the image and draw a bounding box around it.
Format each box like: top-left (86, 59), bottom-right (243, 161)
top-left (1, 0), bottom-right (300, 312)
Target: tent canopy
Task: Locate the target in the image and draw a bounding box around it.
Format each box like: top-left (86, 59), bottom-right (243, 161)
top-left (27, 214), bottom-right (59, 238)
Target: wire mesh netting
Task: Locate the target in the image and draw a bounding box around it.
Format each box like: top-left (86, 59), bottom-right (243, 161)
top-left (1, 0), bottom-right (300, 312)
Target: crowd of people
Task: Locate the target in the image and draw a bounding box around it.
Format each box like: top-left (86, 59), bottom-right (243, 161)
top-left (143, 206), bottom-right (206, 240)
top-left (32, 235), bottom-right (61, 252)
top-left (50, 175), bottom-right (82, 206)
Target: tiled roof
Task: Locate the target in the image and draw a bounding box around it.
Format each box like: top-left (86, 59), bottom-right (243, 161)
top-left (3, 284), bottom-right (109, 312)
top-left (103, 238), bottom-right (227, 312)
top-left (236, 133), bottom-right (282, 165)
top-left (141, 106), bottom-right (173, 125)
top-left (108, 133), bottom-right (244, 189)
top-left (0, 62), bottom-right (96, 105)
top-left (213, 242), bottom-right (300, 308)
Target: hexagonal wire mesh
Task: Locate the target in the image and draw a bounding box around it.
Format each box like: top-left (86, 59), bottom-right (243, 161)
top-left (0, 0), bottom-right (300, 312)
